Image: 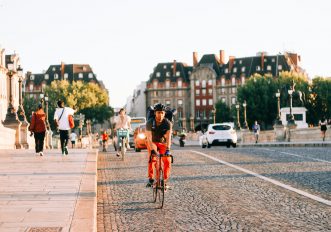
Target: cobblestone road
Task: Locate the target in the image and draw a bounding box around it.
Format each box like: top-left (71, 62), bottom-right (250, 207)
top-left (97, 146), bottom-right (331, 231)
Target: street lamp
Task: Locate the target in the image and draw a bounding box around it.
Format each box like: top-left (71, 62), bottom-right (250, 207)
top-left (211, 107), bottom-right (216, 124)
top-left (3, 62), bottom-right (20, 124)
top-left (275, 89), bottom-right (282, 125)
top-left (16, 66), bottom-right (27, 122)
top-left (235, 104), bottom-right (241, 130)
top-left (287, 88), bottom-right (295, 126)
top-left (242, 101), bottom-right (248, 129)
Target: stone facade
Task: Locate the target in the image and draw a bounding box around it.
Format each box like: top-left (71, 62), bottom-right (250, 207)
top-left (127, 81), bottom-right (146, 117)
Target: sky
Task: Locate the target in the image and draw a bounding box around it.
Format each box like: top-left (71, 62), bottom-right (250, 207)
top-left (1, 0), bottom-right (331, 107)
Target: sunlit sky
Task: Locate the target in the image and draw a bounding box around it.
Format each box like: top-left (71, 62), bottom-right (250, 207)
top-left (1, 0), bottom-right (330, 107)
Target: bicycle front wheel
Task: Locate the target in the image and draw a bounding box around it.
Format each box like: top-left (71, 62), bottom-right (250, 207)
top-left (121, 138), bottom-right (126, 161)
top-left (158, 169), bottom-right (165, 209)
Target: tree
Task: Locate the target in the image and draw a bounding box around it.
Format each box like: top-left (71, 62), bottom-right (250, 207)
top-left (310, 77), bottom-right (331, 124)
top-left (215, 100), bottom-right (232, 123)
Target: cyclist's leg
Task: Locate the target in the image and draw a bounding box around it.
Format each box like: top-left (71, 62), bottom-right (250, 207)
top-left (156, 143), bottom-right (171, 182)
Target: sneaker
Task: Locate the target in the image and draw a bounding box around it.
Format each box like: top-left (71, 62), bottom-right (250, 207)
top-left (64, 146), bottom-right (68, 155)
top-left (116, 152), bottom-right (120, 157)
top-left (146, 179), bottom-right (154, 188)
top-left (39, 152), bottom-right (43, 156)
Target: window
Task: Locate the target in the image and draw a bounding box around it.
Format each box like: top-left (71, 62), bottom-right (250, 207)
top-left (165, 80), bottom-right (170, 88)
top-left (202, 99), bottom-right (206, 106)
top-left (165, 91), bottom-right (170, 97)
top-left (233, 67), bottom-right (237, 73)
top-left (208, 79), bottom-right (212, 85)
top-left (221, 88), bottom-right (225, 94)
top-left (272, 58), bottom-right (275, 62)
top-left (78, 73), bottom-right (83, 78)
top-left (239, 60), bottom-right (242, 64)
top-left (225, 68), bottom-right (229, 73)
top-left (195, 89), bottom-right (200, 96)
top-left (267, 65), bottom-right (272, 71)
top-left (231, 97), bottom-right (236, 105)
top-left (208, 89), bottom-right (212, 95)
top-left (202, 80), bottom-right (206, 88)
top-left (208, 99), bottom-right (213, 105)
top-left (221, 78), bottom-right (225, 86)
top-left (156, 72), bottom-right (160, 77)
top-left (54, 74), bottom-right (59, 79)
top-left (153, 91), bottom-right (158, 97)
top-left (202, 89), bottom-right (206, 96)
top-left (278, 65), bottom-right (282, 70)
top-left (29, 84), bottom-right (33, 91)
top-left (264, 58), bottom-right (267, 62)
top-left (178, 79), bottom-right (182, 88)
top-left (256, 66), bottom-right (261, 71)
top-left (221, 97), bottom-right (226, 103)
top-left (64, 73), bottom-right (68, 79)
top-left (241, 76), bottom-right (245, 85)
top-left (163, 65), bottom-right (167, 69)
top-left (241, 67), bottom-right (246, 72)
top-left (42, 83), bottom-right (46, 90)
top-left (212, 125), bottom-right (231, 131)
top-left (232, 88), bottom-right (236, 94)
top-left (178, 99), bottom-right (183, 105)
top-left (178, 90), bottom-right (182, 97)
top-left (44, 74), bottom-right (49, 80)
top-left (166, 72), bottom-right (170, 77)
top-left (52, 67), bottom-right (56, 71)
top-left (196, 110), bottom-right (200, 118)
top-left (165, 100), bottom-right (171, 106)
top-left (195, 80), bottom-right (200, 86)
top-left (176, 71), bottom-right (180, 77)
top-left (88, 73), bottom-right (93, 78)
top-left (231, 77), bottom-right (236, 86)
top-left (30, 75), bottom-right (34, 80)
top-left (196, 99), bottom-right (200, 106)
top-left (153, 80), bottom-right (158, 89)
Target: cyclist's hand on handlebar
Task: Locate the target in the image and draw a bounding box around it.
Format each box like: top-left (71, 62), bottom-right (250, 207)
top-left (151, 150), bottom-right (157, 156)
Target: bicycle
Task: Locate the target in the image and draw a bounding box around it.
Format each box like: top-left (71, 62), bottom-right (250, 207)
top-left (151, 151), bottom-right (173, 209)
top-left (117, 128), bottom-right (129, 161)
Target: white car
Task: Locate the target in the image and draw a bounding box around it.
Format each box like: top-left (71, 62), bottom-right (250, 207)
top-left (199, 123), bottom-right (237, 148)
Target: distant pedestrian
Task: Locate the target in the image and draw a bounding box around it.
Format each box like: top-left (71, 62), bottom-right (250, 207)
top-left (252, 121), bottom-right (260, 143)
top-left (319, 117), bottom-right (327, 141)
top-left (54, 100), bottom-right (76, 155)
top-left (28, 104), bottom-right (47, 156)
top-left (70, 131), bottom-right (77, 148)
top-left (102, 130), bottom-right (109, 152)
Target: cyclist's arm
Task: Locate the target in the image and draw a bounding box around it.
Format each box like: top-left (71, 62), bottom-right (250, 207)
top-left (164, 125), bottom-right (172, 150)
top-left (146, 130), bottom-right (157, 152)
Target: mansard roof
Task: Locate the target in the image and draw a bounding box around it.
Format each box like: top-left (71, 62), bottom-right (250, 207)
top-left (197, 54), bottom-right (221, 75)
top-left (148, 62), bottom-right (192, 83)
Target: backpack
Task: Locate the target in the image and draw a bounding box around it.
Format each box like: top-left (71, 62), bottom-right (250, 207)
top-left (146, 105), bottom-right (177, 130)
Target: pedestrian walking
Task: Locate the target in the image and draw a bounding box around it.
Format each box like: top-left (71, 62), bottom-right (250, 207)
top-left (319, 117), bottom-right (327, 141)
top-left (102, 130), bottom-right (109, 152)
top-left (70, 131), bottom-right (77, 148)
top-left (54, 100), bottom-right (76, 155)
top-left (28, 104), bottom-right (47, 156)
top-left (252, 121), bottom-right (260, 143)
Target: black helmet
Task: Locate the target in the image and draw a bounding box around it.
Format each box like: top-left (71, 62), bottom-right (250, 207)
top-left (153, 103), bottom-right (166, 111)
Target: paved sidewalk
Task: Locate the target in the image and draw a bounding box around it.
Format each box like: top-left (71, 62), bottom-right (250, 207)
top-left (0, 149), bottom-right (98, 232)
top-left (172, 137), bottom-right (331, 147)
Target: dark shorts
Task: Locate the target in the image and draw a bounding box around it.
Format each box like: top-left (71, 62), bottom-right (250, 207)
top-left (321, 125), bottom-right (327, 131)
top-left (71, 141), bottom-right (76, 145)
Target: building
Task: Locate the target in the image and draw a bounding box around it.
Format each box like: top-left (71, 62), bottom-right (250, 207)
top-left (127, 81), bottom-right (146, 117)
top-left (146, 50), bottom-right (306, 131)
top-left (24, 63), bottom-right (102, 100)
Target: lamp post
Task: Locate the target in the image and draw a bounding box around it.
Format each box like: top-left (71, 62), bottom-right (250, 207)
top-left (40, 93), bottom-right (52, 149)
top-left (199, 111), bottom-right (203, 132)
top-left (287, 88), bottom-right (295, 126)
top-left (275, 89), bottom-right (282, 125)
top-left (211, 107), bottom-right (216, 124)
top-left (242, 101), bottom-right (248, 129)
top-left (16, 66), bottom-right (27, 122)
top-left (235, 104), bottom-right (241, 130)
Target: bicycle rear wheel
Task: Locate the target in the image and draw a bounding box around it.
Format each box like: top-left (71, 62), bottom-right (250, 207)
top-left (152, 181), bottom-right (157, 203)
top-left (121, 138), bottom-right (126, 161)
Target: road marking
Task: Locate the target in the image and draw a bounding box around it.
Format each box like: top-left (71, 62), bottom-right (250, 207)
top-left (190, 150), bottom-right (331, 206)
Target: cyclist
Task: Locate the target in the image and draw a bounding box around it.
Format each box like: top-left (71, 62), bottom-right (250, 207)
top-left (114, 108), bottom-right (132, 156)
top-left (145, 103), bottom-right (172, 188)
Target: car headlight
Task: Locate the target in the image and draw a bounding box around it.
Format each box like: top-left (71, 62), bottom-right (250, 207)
top-left (138, 133), bottom-right (146, 139)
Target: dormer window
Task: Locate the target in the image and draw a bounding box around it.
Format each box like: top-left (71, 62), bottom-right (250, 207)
top-left (241, 67), bottom-right (246, 72)
top-left (256, 66), bottom-right (261, 71)
top-left (52, 67), bottom-right (56, 71)
top-left (239, 60), bottom-right (242, 64)
top-left (163, 65), bottom-right (167, 69)
top-left (176, 71), bottom-right (180, 77)
top-left (233, 67), bottom-right (237, 73)
top-left (54, 74), bottom-right (59, 79)
top-left (278, 65), bottom-right (282, 70)
top-left (156, 72), bottom-right (161, 77)
top-left (78, 73), bottom-right (83, 78)
top-left (225, 68), bottom-right (229, 73)
top-left (267, 65), bottom-right (272, 71)
top-left (272, 58), bottom-right (275, 62)
top-left (30, 75), bottom-right (35, 80)
top-left (44, 74), bottom-right (49, 80)
top-left (166, 72), bottom-right (170, 77)
top-left (88, 73), bottom-right (93, 78)
top-left (64, 73), bottom-right (69, 79)
top-left (202, 80), bottom-right (206, 88)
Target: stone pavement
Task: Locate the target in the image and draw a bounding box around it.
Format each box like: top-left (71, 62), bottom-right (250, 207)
top-left (0, 148), bottom-right (98, 232)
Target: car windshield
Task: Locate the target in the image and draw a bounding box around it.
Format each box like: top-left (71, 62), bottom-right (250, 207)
top-left (212, 125), bottom-right (231, 131)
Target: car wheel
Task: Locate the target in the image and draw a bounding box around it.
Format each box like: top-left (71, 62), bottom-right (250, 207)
top-left (232, 143), bottom-right (237, 148)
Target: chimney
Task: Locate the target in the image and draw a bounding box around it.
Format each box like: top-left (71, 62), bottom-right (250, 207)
top-left (219, 50), bottom-right (225, 65)
top-left (172, 60), bottom-right (177, 77)
top-left (261, 52), bottom-right (264, 70)
top-left (288, 53), bottom-right (299, 66)
top-left (61, 62), bottom-right (65, 79)
top-left (229, 56), bottom-right (235, 71)
top-left (193, 51), bottom-right (198, 67)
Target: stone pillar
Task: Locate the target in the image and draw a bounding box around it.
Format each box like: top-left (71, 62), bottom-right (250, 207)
top-left (274, 124), bottom-right (286, 142)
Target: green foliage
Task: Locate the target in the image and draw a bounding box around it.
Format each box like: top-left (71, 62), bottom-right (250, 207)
top-left (215, 100), bottom-right (232, 123)
top-left (310, 77), bottom-right (331, 124)
top-left (23, 95), bottom-right (37, 121)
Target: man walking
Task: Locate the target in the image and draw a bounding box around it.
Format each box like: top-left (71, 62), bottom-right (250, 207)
top-left (252, 121), bottom-right (260, 143)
